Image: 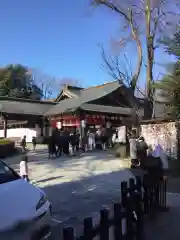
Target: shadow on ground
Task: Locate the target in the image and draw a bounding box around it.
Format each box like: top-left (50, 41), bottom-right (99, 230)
top-left (41, 169), bottom-right (135, 239)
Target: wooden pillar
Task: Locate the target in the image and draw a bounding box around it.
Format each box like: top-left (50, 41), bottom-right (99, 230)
top-left (79, 111), bottom-right (85, 146)
top-left (40, 118), bottom-right (44, 136)
top-left (3, 117), bottom-right (7, 139)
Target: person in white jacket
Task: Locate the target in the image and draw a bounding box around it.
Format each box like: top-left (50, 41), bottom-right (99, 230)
top-left (151, 144), bottom-right (169, 170)
top-left (20, 155), bottom-right (29, 182)
top-left (88, 131), bottom-right (95, 151)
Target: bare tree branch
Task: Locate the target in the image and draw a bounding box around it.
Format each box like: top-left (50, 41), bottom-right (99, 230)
top-left (92, 0), bottom-right (143, 92)
top-left (29, 68), bottom-right (58, 99)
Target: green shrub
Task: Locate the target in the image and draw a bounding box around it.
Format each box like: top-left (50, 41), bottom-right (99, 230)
top-left (0, 139), bottom-right (13, 145)
top-left (0, 139), bottom-right (16, 158)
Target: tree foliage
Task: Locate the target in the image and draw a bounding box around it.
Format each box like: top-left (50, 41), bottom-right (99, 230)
top-left (155, 62), bottom-right (180, 117)
top-left (91, 0), bottom-right (179, 98)
top-left (160, 24), bottom-right (180, 59)
top-left (0, 64), bottom-right (43, 100)
top-left (154, 20), bottom-right (180, 117)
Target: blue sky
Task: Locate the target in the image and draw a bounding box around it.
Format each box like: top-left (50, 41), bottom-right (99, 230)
top-left (0, 0), bottom-right (175, 93)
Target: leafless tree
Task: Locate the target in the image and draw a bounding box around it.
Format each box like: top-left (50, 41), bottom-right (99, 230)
top-left (29, 68), bottom-right (59, 99)
top-left (91, 0), bottom-right (179, 118)
top-left (92, 0), bottom-right (143, 92)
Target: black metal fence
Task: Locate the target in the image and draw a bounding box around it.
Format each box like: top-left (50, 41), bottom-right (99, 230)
top-left (62, 174), bottom-right (167, 240)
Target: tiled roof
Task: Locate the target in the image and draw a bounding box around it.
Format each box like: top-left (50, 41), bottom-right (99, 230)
top-left (55, 85), bottom-right (83, 101)
top-left (0, 81), bottom-right (139, 117)
top-left (45, 81), bottom-right (137, 116)
top-left (80, 103), bottom-right (133, 115)
top-left (45, 98), bottom-right (81, 116)
top-left (45, 81), bottom-right (134, 116)
top-left (0, 97), bottom-right (55, 116)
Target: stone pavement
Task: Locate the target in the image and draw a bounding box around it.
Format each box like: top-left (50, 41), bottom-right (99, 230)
top-left (145, 193), bottom-right (180, 240)
top-left (5, 149), bottom-right (133, 238)
top-left (4, 149), bottom-right (180, 239)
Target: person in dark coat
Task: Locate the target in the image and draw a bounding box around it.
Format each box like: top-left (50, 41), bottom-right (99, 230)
top-left (21, 135), bottom-right (26, 153)
top-left (48, 136), bottom-right (57, 159)
top-left (63, 130), bottom-right (70, 155)
top-left (136, 136), bottom-right (148, 168)
top-left (76, 131), bottom-right (80, 152)
top-left (57, 131), bottom-right (63, 157)
top-left (32, 136), bottom-right (36, 152)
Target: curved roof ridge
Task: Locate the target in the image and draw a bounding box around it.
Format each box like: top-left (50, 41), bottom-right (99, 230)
top-left (81, 80), bottom-right (119, 92)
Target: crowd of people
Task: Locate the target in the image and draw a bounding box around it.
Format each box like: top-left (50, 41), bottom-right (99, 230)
top-left (19, 126), bottom-right (169, 182)
top-left (128, 129), bottom-right (169, 174)
top-left (47, 127), bottom-right (113, 158)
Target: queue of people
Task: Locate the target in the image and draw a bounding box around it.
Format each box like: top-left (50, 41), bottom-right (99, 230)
top-left (47, 127), bottom-right (114, 158)
top-left (128, 129), bottom-right (169, 175)
top-left (20, 126), bottom-right (169, 176)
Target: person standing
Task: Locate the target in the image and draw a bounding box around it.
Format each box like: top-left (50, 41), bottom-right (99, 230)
top-left (76, 131), bottom-right (80, 152)
top-left (88, 130), bottom-right (94, 151)
top-left (95, 128), bottom-right (102, 149)
top-left (128, 130), bottom-right (138, 168)
top-left (20, 155), bottom-right (29, 182)
top-left (21, 135), bottom-right (26, 153)
top-left (57, 131), bottom-right (64, 157)
top-left (101, 127), bottom-right (107, 150)
top-left (48, 135), bottom-right (57, 159)
top-left (63, 130), bottom-right (70, 155)
top-left (32, 136), bottom-right (36, 152)
top-left (137, 136), bottom-right (148, 169)
top-left (70, 131), bottom-right (76, 156)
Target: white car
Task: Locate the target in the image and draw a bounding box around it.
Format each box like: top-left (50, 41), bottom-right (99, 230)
top-left (0, 160), bottom-right (52, 240)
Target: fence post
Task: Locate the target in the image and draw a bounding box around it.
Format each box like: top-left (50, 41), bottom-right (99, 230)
top-left (83, 217), bottom-right (93, 240)
top-left (163, 178), bottom-right (167, 209)
top-left (143, 174), bottom-right (149, 215)
top-left (100, 209), bottom-right (109, 240)
top-left (113, 203), bottom-right (123, 240)
top-left (136, 176), bottom-right (142, 197)
top-left (134, 192), bottom-right (144, 240)
top-left (129, 178), bottom-right (136, 196)
top-left (121, 181), bottom-right (128, 208)
top-left (63, 227), bottom-right (74, 240)
top-left (159, 177), bottom-right (168, 211)
top-left (125, 195), bottom-right (134, 240)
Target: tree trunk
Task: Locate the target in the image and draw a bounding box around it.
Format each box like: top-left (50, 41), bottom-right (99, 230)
top-left (129, 10), bottom-right (143, 91)
top-left (145, 0), bottom-right (154, 118)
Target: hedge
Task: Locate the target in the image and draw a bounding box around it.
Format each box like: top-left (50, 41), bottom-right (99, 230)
top-left (0, 139), bottom-right (16, 158)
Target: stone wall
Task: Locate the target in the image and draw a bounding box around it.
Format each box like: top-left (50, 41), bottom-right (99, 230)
top-left (140, 121), bottom-right (177, 159)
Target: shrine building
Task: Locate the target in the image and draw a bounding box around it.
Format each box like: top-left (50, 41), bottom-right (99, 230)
top-left (0, 80), bottom-right (166, 141)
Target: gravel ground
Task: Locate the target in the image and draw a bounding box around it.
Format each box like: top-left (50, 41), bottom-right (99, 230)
top-left (5, 148), bottom-right (180, 239)
top-left (5, 149), bottom-right (133, 239)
